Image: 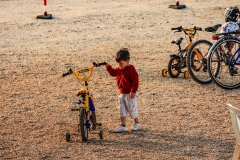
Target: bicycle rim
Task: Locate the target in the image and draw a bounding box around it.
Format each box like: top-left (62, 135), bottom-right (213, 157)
top-left (208, 37), bottom-right (240, 89)
top-left (187, 40), bottom-right (213, 84)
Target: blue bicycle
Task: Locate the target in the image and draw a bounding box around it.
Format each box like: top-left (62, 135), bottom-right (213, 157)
top-left (207, 31), bottom-right (240, 89)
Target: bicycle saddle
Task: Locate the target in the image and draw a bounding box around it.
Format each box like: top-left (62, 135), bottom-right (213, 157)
top-left (171, 37), bottom-right (183, 45)
top-left (205, 24), bottom-right (222, 32)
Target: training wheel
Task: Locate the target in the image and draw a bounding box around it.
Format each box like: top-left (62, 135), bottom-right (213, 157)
top-left (66, 133), bottom-right (71, 142)
top-left (184, 71), bottom-right (189, 79)
top-left (99, 130), bottom-right (103, 139)
top-left (162, 69), bottom-right (167, 77)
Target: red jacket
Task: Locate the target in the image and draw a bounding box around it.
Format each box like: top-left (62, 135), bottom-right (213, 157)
top-left (106, 64), bottom-right (139, 94)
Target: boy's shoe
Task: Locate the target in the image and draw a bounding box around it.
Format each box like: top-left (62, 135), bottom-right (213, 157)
top-left (131, 122), bottom-right (140, 131)
top-left (113, 125), bottom-right (127, 133)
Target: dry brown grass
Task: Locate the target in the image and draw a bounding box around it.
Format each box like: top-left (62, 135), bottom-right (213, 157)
top-left (1, 0), bottom-right (240, 159)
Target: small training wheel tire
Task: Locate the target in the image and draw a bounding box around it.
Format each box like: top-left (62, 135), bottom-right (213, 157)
top-left (184, 71), bottom-right (189, 79)
top-left (66, 133), bottom-right (71, 142)
top-left (99, 130), bottom-right (103, 139)
top-left (162, 69), bottom-right (167, 77)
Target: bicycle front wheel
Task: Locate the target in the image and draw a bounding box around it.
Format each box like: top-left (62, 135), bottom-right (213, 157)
top-left (78, 108), bottom-right (88, 141)
top-left (208, 36), bottom-right (240, 89)
top-left (187, 39), bottom-right (213, 84)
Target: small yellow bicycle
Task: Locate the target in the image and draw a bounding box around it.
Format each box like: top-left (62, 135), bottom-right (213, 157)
top-left (162, 26), bottom-right (202, 78)
top-left (62, 62), bottom-right (106, 141)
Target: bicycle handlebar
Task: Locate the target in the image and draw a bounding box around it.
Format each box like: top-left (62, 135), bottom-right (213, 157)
top-left (171, 26), bottom-right (202, 39)
top-left (62, 62), bottom-right (106, 81)
top-left (171, 26), bottom-right (202, 36)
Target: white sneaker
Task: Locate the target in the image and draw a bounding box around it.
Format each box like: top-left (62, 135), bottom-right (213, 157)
top-left (131, 123), bottom-right (140, 131)
top-left (113, 125), bottom-right (127, 132)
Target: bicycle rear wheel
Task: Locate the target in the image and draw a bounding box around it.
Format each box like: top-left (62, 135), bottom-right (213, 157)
top-left (79, 108), bottom-right (88, 141)
top-left (187, 40), bottom-right (213, 84)
top-left (208, 37), bottom-right (240, 89)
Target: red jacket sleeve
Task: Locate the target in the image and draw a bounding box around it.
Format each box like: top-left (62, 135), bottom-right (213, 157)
top-left (106, 65), bottom-right (118, 77)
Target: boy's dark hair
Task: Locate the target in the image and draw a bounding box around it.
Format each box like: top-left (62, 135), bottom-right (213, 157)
top-left (115, 48), bottom-right (130, 63)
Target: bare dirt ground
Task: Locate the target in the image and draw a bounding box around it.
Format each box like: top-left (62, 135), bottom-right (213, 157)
top-left (1, 0), bottom-right (240, 159)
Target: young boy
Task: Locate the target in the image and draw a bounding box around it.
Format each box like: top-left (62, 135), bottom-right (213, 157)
top-left (105, 48), bottom-right (140, 132)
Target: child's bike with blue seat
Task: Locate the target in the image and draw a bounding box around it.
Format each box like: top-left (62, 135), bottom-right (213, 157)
top-left (62, 62), bottom-right (106, 141)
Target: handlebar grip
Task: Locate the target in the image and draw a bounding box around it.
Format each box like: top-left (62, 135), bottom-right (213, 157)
top-left (171, 26), bottom-right (182, 31)
top-left (62, 68), bottom-right (73, 77)
top-left (171, 27), bottom-right (180, 30)
top-left (196, 27), bottom-right (202, 31)
top-left (93, 62), bottom-right (106, 67)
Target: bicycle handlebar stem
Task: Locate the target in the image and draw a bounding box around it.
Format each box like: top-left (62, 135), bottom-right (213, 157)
top-left (62, 62), bottom-right (106, 82)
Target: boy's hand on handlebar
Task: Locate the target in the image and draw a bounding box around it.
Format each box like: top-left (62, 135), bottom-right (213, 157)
top-left (105, 63), bottom-right (110, 67)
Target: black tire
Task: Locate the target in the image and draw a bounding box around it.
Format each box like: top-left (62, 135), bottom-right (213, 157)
top-left (91, 111), bottom-right (97, 130)
top-left (168, 57), bottom-right (181, 78)
top-left (79, 108), bottom-right (88, 141)
top-left (66, 133), bottom-right (70, 142)
top-left (99, 130), bottom-right (103, 139)
top-left (186, 39), bottom-right (213, 84)
top-left (208, 37), bottom-right (240, 89)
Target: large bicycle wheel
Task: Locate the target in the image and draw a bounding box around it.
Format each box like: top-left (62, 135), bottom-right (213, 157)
top-left (187, 40), bottom-right (213, 84)
top-left (208, 36), bottom-right (240, 89)
top-left (168, 57), bottom-right (181, 78)
top-left (79, 108), bottom-right (88, 141)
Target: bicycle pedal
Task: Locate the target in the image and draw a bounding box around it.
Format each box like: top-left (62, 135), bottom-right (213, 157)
top-left (96, 123), bottom-right (102, 126)
top-left (71, 108), bottom-right (80, 111)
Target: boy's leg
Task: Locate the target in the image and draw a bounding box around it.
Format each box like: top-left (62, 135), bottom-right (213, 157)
top-left (121, 116), bottom-right (127, 125)
top-left (125, 93), bottom-right (141, 131)
top-left (113, 116), bottom-right (127, 132)
top-left (134, 117), bottom-right (138, 123)
top-left (113, 94), bottom-right (128, 132)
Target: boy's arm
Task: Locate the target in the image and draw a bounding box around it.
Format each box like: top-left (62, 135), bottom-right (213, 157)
top-left (106, 63), bottom-right (117, 77)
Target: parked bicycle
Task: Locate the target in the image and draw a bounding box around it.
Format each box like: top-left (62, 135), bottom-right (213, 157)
top-left (186, 24), bottom-right (222, 84)
top-left (62, 62), bottom-right (106, 141)
top-left (162, 26), bottom-right (202, 78)
top-left (207, 22), bottom-right (240, 89)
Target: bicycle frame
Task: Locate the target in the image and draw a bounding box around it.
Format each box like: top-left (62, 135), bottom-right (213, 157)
top-left (232, 46), bottom-right (240, 65)
top-left (63, 62), bottom-right (106, 141)
top-left (209, 34), bottom-right (240, 64)
top-left (73, 66), bottom-right (94, 113)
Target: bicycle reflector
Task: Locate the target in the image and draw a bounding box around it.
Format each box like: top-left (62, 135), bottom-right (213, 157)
top-left (212, 35), bottom-right (219, 40)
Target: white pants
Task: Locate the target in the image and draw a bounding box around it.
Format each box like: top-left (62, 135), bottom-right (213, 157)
top-left (118, 93), bottom-right (138, 119)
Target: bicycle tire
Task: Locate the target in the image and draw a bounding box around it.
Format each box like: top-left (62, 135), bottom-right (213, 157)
top-left (186, 39), bottom-right (213, 84)
top-left (91, 111), bottom-right (97, 130)
top-left (168, 57), bottom-right (181, 78)
top-left (79, 108), bottom-right (88, 141)
top-left (208, 36), bottom-right (240, 89)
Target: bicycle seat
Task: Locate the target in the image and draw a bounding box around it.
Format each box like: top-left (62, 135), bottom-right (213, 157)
top-left (205, 24), bottom-right (222, 32)
top-left (171, 37), bottom-right (183, 45)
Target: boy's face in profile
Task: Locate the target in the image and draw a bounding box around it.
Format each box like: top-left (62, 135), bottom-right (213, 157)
top-left (118, 60), bottom-right (129, 69)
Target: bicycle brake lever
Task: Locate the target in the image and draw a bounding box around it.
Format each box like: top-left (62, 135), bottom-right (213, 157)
top-left (62, 68), bottom-right (73, 77)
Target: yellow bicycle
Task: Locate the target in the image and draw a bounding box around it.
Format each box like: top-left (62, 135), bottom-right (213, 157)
top-left (62, 62), bottom-right (106, 141)
top-left (162, 26), bottom-right (202, 78)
